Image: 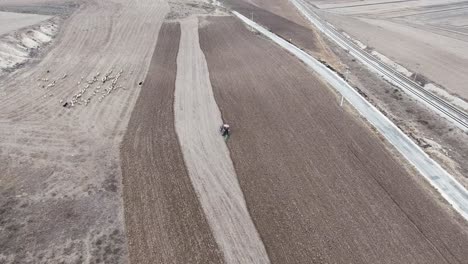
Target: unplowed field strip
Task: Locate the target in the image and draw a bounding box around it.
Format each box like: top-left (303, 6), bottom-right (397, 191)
top-left (120, 22), bottom-right (224, 264)
top-left (199, 16), bottom-right (468, 264)
top-left (174, 17), bottom-right (269, 264)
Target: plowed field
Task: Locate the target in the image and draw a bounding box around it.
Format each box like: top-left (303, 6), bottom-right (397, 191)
top-left (120, 22), bottom-right (224, 264)
top-left (220, 0), bottom-right (338, 63)
top-left (199, 16), bottom-right (468, 264)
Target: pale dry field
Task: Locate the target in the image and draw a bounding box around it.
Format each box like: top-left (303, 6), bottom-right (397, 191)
top-left (0, 0), bottom-right (169, 262)
top-left (0, 11), bottom-right (50, 35)
top-left (307, 0), bottom-right (468, 100)
top-left (0, 16), bottom-right (57, 73)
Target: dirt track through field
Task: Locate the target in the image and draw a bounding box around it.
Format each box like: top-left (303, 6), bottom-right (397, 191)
top-left (199, 16), bottom-right (468, 264)
top-left (120, 22), bottom-right (224, 264)
top-left (174, 16), bottom-right (270, 264)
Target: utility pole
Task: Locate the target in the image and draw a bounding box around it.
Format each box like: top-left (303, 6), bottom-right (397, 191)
top-left (413, 63), bottom-right (420, 83)
top-left (342, 67), bottom-right (348, 107)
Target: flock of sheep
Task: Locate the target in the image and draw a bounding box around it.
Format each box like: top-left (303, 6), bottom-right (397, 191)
top-left (39, 67), bottom-right (125, 108)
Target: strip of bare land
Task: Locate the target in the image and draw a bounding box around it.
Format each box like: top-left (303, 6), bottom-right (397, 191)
top-left (174, 17), bottom-right (269, 264)
top-left (199, 16), bottom-right (468, 264)
top-left (120, 21), bottom-right (224, 264)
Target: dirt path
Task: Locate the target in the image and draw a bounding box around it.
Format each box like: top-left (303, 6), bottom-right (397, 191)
top-left (174, 16), bottom-right (270, 264)
top-left (120, 21), bottom-right (224, 264)
top-left (199, 16), bottom-right (468, 264)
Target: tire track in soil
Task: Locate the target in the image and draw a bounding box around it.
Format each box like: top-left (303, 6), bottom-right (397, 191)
top-left (199, 16), bottom-right (468, 264)
top-left (120, 22), bottom-right (224, 264)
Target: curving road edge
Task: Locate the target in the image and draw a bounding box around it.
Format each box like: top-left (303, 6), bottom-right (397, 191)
top-left (232, 11), bottom-right (468, 220)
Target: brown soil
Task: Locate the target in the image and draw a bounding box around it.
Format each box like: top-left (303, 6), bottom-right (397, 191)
top-left (219, 0), bottom-right (338, 63)
top-left (120, 22), bottom-right (224, 264)
top-left (242, 0), bottom-right (309, 26)
top-left (199, 16), bottom-right (468, 264)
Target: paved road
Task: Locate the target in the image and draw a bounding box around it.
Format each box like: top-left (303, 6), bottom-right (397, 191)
top-left (233, 11), bottom-right (468, 220)
top-left (289, 0), bottom-right (468, 132)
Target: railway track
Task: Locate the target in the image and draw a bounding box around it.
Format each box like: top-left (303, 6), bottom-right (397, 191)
top-left (292, 0), bottom-right (468, 132)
